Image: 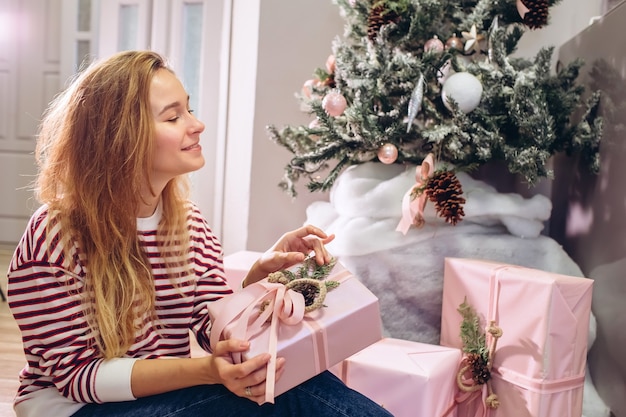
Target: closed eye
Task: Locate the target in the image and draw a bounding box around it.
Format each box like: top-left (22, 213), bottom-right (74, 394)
top-left (167, 109), bottom-right (194, 123)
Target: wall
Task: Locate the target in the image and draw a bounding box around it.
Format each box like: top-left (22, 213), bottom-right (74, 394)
top-left (222, 0), bottom-right (343, 254)
top-left (248, 0), bottom-right (346, 252)
top-left (551, 3), bottom-right (626, 414)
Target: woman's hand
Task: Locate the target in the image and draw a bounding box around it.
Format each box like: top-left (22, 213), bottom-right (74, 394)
top-left (129, 339), bottom-right (283, 401)
top-left (208, 339), bottom-right (286, 404)
top-left (243, 225), bottom-right (335, 287)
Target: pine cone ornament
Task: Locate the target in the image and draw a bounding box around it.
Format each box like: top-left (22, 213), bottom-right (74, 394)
top-left (425, 170), bottom-right (466, 225)
top-left (367, 2), bottom-right (399, 41)
top-left (517, 0), bottom-right (549, 30)
top-left (466, 353), bottom-right (491, 384)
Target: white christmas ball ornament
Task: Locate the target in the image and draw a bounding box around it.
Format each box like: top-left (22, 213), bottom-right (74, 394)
top-left (441, 72), bottom-right (483, 113)
top-left (322, 91), bottom-right (347, 117)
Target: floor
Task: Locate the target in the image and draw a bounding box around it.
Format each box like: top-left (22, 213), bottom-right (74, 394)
top-left (0, 246), bottom-right (20, 417)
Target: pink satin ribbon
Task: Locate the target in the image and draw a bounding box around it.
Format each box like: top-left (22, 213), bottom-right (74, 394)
top-left (209, 281), bottom-right (306, 404)
top-left (396, 153), bottom-right (435, 234)
top-left (303, 317), bottom-right (329, 374)
top-left (493, 367), bottom-right (585, 394)
top-left (298, 269), bottom-right (352, 375)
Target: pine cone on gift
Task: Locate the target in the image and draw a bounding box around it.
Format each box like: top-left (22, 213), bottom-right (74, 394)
top-left (367, 2), bottom-right (399, 41)
top-left (520, 0), bottom-right (549, 29)
top-left (466, 353), bottom-right (491, 385)
top-left (288, 280), bottom-right (321, 307)
top-left (425, 170), bottom-right (466, 225)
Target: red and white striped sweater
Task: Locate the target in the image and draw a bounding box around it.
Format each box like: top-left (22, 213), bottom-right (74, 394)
top-left (7, 202), bottom-right (233, 417)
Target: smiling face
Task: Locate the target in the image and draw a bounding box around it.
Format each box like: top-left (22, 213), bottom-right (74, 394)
top-left (149, 68), bottom-right (205, 192)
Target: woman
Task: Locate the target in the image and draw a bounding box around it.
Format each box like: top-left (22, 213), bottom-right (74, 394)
top-left (7, 50), bottom-right (391, 417)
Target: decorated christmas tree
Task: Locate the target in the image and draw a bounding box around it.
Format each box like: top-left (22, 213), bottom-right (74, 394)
top-left (267, 0), bottom-right (603, 207)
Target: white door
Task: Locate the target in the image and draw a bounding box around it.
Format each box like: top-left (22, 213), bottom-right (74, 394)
top-left (0, 0), bottom-right (64, 245)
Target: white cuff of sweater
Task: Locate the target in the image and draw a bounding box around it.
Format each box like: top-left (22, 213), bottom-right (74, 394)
top-left (94, 357), bottom-right (139, 402)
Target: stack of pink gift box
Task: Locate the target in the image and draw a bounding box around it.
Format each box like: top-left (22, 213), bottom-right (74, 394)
top-left (222, 252), bottom-right (593, 416)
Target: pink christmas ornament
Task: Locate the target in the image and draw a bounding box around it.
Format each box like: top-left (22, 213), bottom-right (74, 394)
top-left (308, 118), bottom-right (321, 141)
top-left (326, 54), bottom-right (336, 74)
top-left (322, 91), bottom-right (347, 117)
top-left (424, 35), bottom-right (444, 53)
top-left (302, 79), bottom-right (317, 98)
top-left (308, 118), bottom-right (320, 129)
top-left (377, 143), bottom-right (398, 164)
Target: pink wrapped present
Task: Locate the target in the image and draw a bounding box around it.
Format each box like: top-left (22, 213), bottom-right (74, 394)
top-left (440, 257), bottom-right (593, 417)
top-left (207, 262), bottom-right (382, 404)
top-left (223, 250), bottom-right (262, 289)
top-left (335, 338), bottom-right (462, 417)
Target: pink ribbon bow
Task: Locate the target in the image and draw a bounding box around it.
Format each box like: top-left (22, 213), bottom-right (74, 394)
top-left (396, 153), bottom-right (435, 234)
top-left (209, 281), bottom-right (306, 404)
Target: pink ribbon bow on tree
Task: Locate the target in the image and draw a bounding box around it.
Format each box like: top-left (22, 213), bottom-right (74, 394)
top-left (396, 153), bottom-right (435, 234)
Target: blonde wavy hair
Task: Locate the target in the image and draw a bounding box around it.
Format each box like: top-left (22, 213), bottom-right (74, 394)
top-left (35, 50), bottom-right (192, 359)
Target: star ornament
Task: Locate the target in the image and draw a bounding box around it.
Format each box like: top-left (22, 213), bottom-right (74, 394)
top-left (461, 24), bottom-right (485, 53)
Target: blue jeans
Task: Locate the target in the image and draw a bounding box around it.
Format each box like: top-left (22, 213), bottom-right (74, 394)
top-left (70, 371), bottom-right (393, 417)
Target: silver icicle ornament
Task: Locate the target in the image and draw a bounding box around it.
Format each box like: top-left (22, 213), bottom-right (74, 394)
top-left (406, 73), bottom-right (425, 133)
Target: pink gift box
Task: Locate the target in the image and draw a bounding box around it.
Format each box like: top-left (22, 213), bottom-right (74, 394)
top-left (223, 250), bottom-right (262, 289)
top-left (440, 257), bottom-right (593, 417)
top-left (207, 262), bottom-right (383, 403)
top-left (335, 338), bottom-right (462, 417)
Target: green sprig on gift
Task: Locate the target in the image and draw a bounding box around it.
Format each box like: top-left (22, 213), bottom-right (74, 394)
top-left (458, 297), bottom-right (492, 384)
top-left (267, 256), bottom-right (339, 312)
